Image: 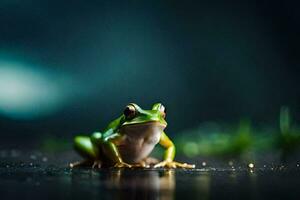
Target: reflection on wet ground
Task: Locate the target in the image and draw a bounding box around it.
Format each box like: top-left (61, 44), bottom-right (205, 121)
top-left (1, 162), bottom-right (300, 200)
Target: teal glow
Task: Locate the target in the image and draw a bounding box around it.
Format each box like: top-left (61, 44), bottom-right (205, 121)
top-left (0, 61), bottom-right (65, 119)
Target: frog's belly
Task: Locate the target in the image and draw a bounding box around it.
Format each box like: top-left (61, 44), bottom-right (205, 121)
top-left (117, 122), bottom-right (165, 164)
top-left (117, 139), bottom-right (158, 163)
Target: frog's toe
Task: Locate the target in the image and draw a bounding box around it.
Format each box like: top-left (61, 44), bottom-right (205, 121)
top-left (154, 160), bottom-right (168, 168)
top-left (144, 157), bottom-right (159, 165)
top-left (172, 161), bottom-right (195, 169)
top-left (154, 160), bottom-right (195, 169)
top-left (69, 160), bottom-right (91, 168)
top-left (92, 160), bottom-right (102, 168)
top-left (114, 162), bottom-right (132, 168)
top-left (132, 161), bottom-right (150, 168)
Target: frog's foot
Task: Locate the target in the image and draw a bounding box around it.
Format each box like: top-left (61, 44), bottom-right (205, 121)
top-left (131, 157), bottom-right (159, 168)
top-left (131, 162), bottom-right (148, 168)
top-left (144, 157), bottom-right (159, 165)
top-left (69, 160), bottom-right (92, 168)
top-left (154, 160), bottom-right (195, 169)
top-left (92, 160), bottom-right (102, 168)
top-left (114, 162), bottom-right (132, 168)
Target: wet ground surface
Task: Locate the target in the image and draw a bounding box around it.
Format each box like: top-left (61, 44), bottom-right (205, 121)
top-left (1, 150), bottom-right (300, 200)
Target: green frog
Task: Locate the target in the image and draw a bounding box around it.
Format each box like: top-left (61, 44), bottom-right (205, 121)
top-left (70, 103), bottom-right (195, 169)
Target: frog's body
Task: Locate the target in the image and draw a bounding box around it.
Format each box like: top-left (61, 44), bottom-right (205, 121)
top-left (117, 121), bottom-right (165, 163)
top-left (70, 103), bottom-right (195, 168)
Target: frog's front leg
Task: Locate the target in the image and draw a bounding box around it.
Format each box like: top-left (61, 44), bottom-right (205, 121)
top-left (154, 132), bottom-right (195, 169)
top-left (92, 131), bottom-right (133, 168)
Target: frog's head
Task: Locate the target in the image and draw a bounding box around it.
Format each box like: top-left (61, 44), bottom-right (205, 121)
top-left (121, 103), bottom-right (167, 128)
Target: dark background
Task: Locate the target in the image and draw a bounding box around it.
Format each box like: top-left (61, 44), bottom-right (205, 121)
top-left (0, 0), bottom-right (300, 143)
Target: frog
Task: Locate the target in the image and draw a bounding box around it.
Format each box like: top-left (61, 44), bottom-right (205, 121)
top-left (69, 103), bottom-right (195, 169)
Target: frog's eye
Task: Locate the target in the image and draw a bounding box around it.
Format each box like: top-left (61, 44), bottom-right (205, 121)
top-left (159, 104), bottom-right (166, 118)
top-left (124, 104), bottom-right (136, 119)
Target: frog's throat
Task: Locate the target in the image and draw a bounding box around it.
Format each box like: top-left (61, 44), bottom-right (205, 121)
top-left (117, 120), bottom-right (166, 163)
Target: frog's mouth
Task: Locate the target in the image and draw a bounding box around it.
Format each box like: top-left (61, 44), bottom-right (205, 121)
top-left (122, 121), bottom-right (166, 128)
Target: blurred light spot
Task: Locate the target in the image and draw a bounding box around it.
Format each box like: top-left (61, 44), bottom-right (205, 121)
top-left (183, 142), bottom-right (199, 157)
top-left (30, 155), bottom-right (37, 160)
top-left (202, 162), bottom-right (207, 167)
top-left (0, 61), bottom-right (65, 119)
top-left (248, 163), bottom-right (254, 168)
